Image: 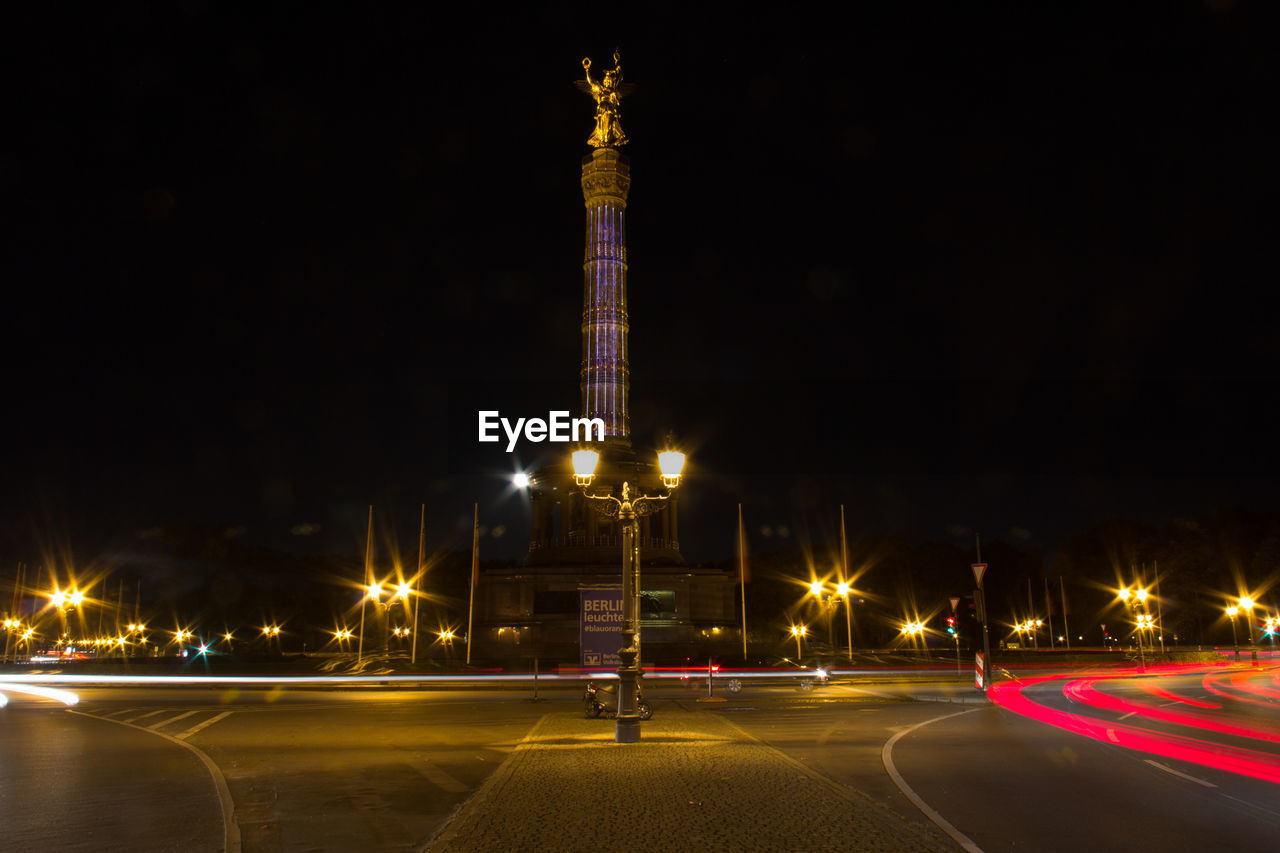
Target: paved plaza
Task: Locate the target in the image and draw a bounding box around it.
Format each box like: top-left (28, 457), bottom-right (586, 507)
top-left (426, 708), bottom-right (955, 853)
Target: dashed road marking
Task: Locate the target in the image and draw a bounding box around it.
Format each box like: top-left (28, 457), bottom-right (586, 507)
top-left (1145, 759), bottom-right (1217, 788)
top-left (148, 710), bottom-right (198, 730)
top-left (125, 709), bottom-right (168, 723)
top-left (175, 711), bottom-right (233, 741)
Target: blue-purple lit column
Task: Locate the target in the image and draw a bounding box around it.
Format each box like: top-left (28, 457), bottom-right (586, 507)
top-left (580, 148), bottom-right (631, 441)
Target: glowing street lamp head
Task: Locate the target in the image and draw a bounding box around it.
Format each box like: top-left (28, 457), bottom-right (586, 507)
top-left (1239, 595), bottom-right (1255, 610)
top-left (809, 581), bottom-right (824, 596)
top-left (513, 472), bottom-right (530, 489)
top-left (1133, 588), bottom-right (1148, 603)
top-left (1226, 606), bottom-right (1238, 617)
top-left (49, 590), bottom-right (67, 608)
top-left (395, 582), bottom-right (413, 600)
top-left (572, 449), bottom-right (600, 486)
top-left (68, 590), bottom-right (85, 607)
top-left (367, 583), bottom-right (382, 601)
top-left (657, 450), bottom-right (686, 489)
top-left (836, 581), bottom-right (850, 596)
top-left (1117, 588), bottom-right (1130, 602)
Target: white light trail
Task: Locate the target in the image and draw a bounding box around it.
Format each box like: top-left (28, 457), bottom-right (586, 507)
top-left (0, 682), bottom-right (80, 706)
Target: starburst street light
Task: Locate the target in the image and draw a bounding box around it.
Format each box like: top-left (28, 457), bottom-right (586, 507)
top-left (790, 624), bottom-right (807, 659)
top-left (807, 578), bottom-right (856, 661)
top-left (1237, 595), bottom-right (1259, 665)
top-left (901, 617), bottom-right (931, 655)
top-left (1117, 585), bottom-right (1153, 669)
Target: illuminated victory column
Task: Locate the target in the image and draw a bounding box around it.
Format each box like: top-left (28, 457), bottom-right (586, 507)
top-left (471, 52), bottom-right (735, 666)
top-left (578, 56), bottom-right (632, 440)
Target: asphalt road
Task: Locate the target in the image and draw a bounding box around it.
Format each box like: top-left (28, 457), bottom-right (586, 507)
top-left (2, 671), bottom-right (1277, 852)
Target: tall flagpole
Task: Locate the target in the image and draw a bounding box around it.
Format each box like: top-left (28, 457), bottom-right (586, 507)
top-left (1044, 576), bottom-right (1055, 649)
top-left (1155, 561), bottom-right (1166, 655)
top-left (738, 504), bottom-right (748, 657)
top-left (357, 505), bottom-right (372, 665)
top-left (4, 563), bottom-right (18, 664)
top-left (841, 504), bottom-right (853, 659)
top-left (467, 503), bottom-right (478, 665)
top-left (412, 503), bottom-right (425, 665)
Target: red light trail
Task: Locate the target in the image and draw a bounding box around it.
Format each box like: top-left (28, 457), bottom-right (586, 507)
top-left (989, 664), bottom-right (1280, 785)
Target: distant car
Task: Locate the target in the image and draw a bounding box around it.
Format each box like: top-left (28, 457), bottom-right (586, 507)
top-left (679, 654), bottom-right (829, 693)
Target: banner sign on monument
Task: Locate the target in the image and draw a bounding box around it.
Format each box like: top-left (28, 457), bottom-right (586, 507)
top-left (580, 587), bottom-right (623, 669)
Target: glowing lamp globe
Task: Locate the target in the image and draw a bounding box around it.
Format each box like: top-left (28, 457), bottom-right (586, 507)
top-left (657, 450), bottom-right (686, 488)
top-left (572, 449), bottom-right (600, 486)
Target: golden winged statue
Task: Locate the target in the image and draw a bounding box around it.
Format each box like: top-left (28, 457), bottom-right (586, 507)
top-left (575, 50), bottom-right (637, 148)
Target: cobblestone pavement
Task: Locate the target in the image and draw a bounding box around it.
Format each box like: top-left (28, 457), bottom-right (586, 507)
top-left (425, 708), bottom-right (957, 853)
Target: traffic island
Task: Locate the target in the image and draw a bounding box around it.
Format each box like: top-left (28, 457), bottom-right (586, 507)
top-left (425, 709), bottom-right (954, 852)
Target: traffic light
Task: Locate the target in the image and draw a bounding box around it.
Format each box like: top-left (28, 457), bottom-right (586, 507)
top-left (945, 615), bottom-right (957, 636)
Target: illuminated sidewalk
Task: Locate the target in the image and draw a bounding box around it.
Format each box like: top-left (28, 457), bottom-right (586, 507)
top-left (425, 709), bottom-right (954, 853)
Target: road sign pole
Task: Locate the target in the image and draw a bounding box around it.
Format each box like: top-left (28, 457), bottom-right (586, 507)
top-left (973, 535), bottom-right (991, 694)
top-left (950, 596), bottom-right (961, 675)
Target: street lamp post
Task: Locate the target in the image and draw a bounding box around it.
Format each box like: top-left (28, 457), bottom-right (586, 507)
top-left (1226, 606), bottom-right (1240, 662)
top-left (790, 624), bottom-right (806, 659)
top-left (901, 620), bottom-right (927, 658)
top-left (1239, 596), bottom-right (1258, 665)
top-left (1136, 613), bottom-right (1155, 666)
top-left (809, 580), bottom-right (855, 661)
top-left (1118, 586), bottom-right (1150, 670)
top-left (573, 447), bottom-right (685, 744)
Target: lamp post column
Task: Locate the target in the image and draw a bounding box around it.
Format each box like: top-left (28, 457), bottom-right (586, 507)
top-left (1227, 607), bottom-right (1239, 662)
top-left (1246, 611), bottom-right (1257, 666)
top-left (615, 499), bottom-right (641, 744)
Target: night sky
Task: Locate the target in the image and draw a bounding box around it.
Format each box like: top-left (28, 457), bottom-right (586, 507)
top-left (4, 3), bottom-right (1278, 575)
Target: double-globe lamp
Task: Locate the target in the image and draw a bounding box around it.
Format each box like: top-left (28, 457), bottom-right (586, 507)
top-left (572, 447), bottom-right (685, 744)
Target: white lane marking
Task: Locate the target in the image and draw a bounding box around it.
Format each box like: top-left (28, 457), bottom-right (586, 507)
top-left (174, 711), bottom-right (233, 741)
top-left (68, 709), bottom-right (240, 853)
top-left (408, 756), bottom-right (471, 793)
top-left (148, 710), bottom-right (198, 730)
top-left (1118, 712), bottom-right (1137, 720)
top-left (103, 708), bottom-right (139, 718)
top-left (125, 710), bottom-right (167, 723)
top-left (882, 708), bottom-right (986, 853)
top-left (1144, 759), bottom-right (1218, 788)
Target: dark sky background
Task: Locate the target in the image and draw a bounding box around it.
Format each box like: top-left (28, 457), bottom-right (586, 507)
top-left (4, 2), bottom-right (1278, 575)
